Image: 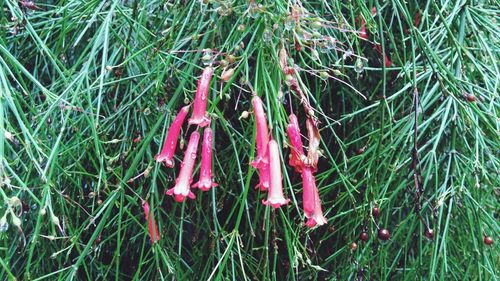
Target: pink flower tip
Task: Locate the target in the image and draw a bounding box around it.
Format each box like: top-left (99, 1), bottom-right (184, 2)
top-left (188, 67), bottom-right (213, 127)
top-left (193, 128), bottom-right (218, 192)
top-left (305, 213), bottom-right (328, 228)
top-left (155, 105), bottom-right (191, 167)
top-left (262, 140), bottom-right (289, 208)
top-left (166, 131), bottom-right (200, 202)
top-left (360, 18), bottom-right (368, 40)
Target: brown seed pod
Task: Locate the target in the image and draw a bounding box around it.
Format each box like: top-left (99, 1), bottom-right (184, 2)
top-left (350, 242), bottom-right (358, 251)
top-left (378, 229), bottom-right (391, 241)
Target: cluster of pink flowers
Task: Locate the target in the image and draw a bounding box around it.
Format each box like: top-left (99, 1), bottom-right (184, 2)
top-left (156, 67), bottom-right (217, 202)
top-left (250, 96), bottom-right (327, 228)
top-left (251, 96), bottom-right (290, 208)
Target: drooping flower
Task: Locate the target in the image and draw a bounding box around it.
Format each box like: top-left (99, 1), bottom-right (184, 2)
top-left (301, 167), bottom-right (327, 227)
top-left (360, 18), bottom-right (368, 39)
top-left (414, 10), bottom-right (421, 28)
top-left (251, 96), bottom-right (271, 191)
top-left (188, 67), bottom-right (213, 127)
top-left (192, 127), bottom-right (218, 191)
top-left (286, 114), bottom-right (305, 173)
top-left (262, 140), bottom-right (290, 208)
top-left (141, 201), bottom-right (160, 243)
top-left (251, 96), bottom-right (270, 169)
top-left (155, 105), bottom-right (191, 167)
top-left (166, 131), bottom-right (200, 202)
top-left (374, 44), bottom-right (391, 67)
top-left (305, 118), bottom-right (320, 172)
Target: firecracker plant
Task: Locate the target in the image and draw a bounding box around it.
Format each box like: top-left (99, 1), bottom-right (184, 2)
top-left (0, 0), bottom-right (498, 280)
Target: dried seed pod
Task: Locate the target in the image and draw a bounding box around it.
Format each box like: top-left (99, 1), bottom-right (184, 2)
top-left (221, 68), bottom-right (235, 82)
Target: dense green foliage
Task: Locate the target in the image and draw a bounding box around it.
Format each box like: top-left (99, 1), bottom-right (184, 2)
top-left (0, 0), bottom-right (498, 280)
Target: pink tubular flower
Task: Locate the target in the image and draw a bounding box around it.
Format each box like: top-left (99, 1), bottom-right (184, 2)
top-left (192, 127), bottom-right (218, 191)
top-left (251, 96), bottom-right (271, 191)
top-left (360, 18), bottom-right (368, 39)
top-left (251, 96), bottom-right (270, 169)
top-left (286, 114), bottom-right (305, 173)
top-left (188, 67), bottom-right (213, 127)
top-left (141, 201), bottom-right (160, 243)
top-left (262, 140), bottom-right (290, 208)
top-left (155, 105), bottom-right (191, 167)
top-left (374, 44), bottom-right (392, 67)
top-left (256, 151), bottom-right (270, 191)
top-left (301, 167), bottom-right (327, 227)
top-left (166, 131), bottom-right (200, 202)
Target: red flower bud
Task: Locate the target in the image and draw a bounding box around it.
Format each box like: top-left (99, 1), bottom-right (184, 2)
top-left (142, 201), bottom-right (160, 243)
top-left (360, 18), bottom-right (368, 39)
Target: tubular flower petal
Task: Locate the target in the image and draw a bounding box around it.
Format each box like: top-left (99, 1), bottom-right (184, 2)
top-left (251, 96), bottom-right (270, 169)
top-left (256, 151), bottom-right (270, 191)
top-left (360, 18), bottom-right (368, 39)
top-left (193, 127), bottom-right (218, 191)
top-left (166, 131), bottom-right (200, 202)
top-left (142, 201), bottom-right (160, 243)
top-left (306, 118), bottom-right (320, 172)
top-left (301, 167), bottom-right (327, 228)
top-left (262, 140), bottom-right (290, 208)
top-left (188, 67), bottom-right (213, 127)
top-left (374, 44), bottom-right (392, 67)
top-left (155, 105), bottom-right (190, 167)
top-left (286, 114), bottom-right (305, 173)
